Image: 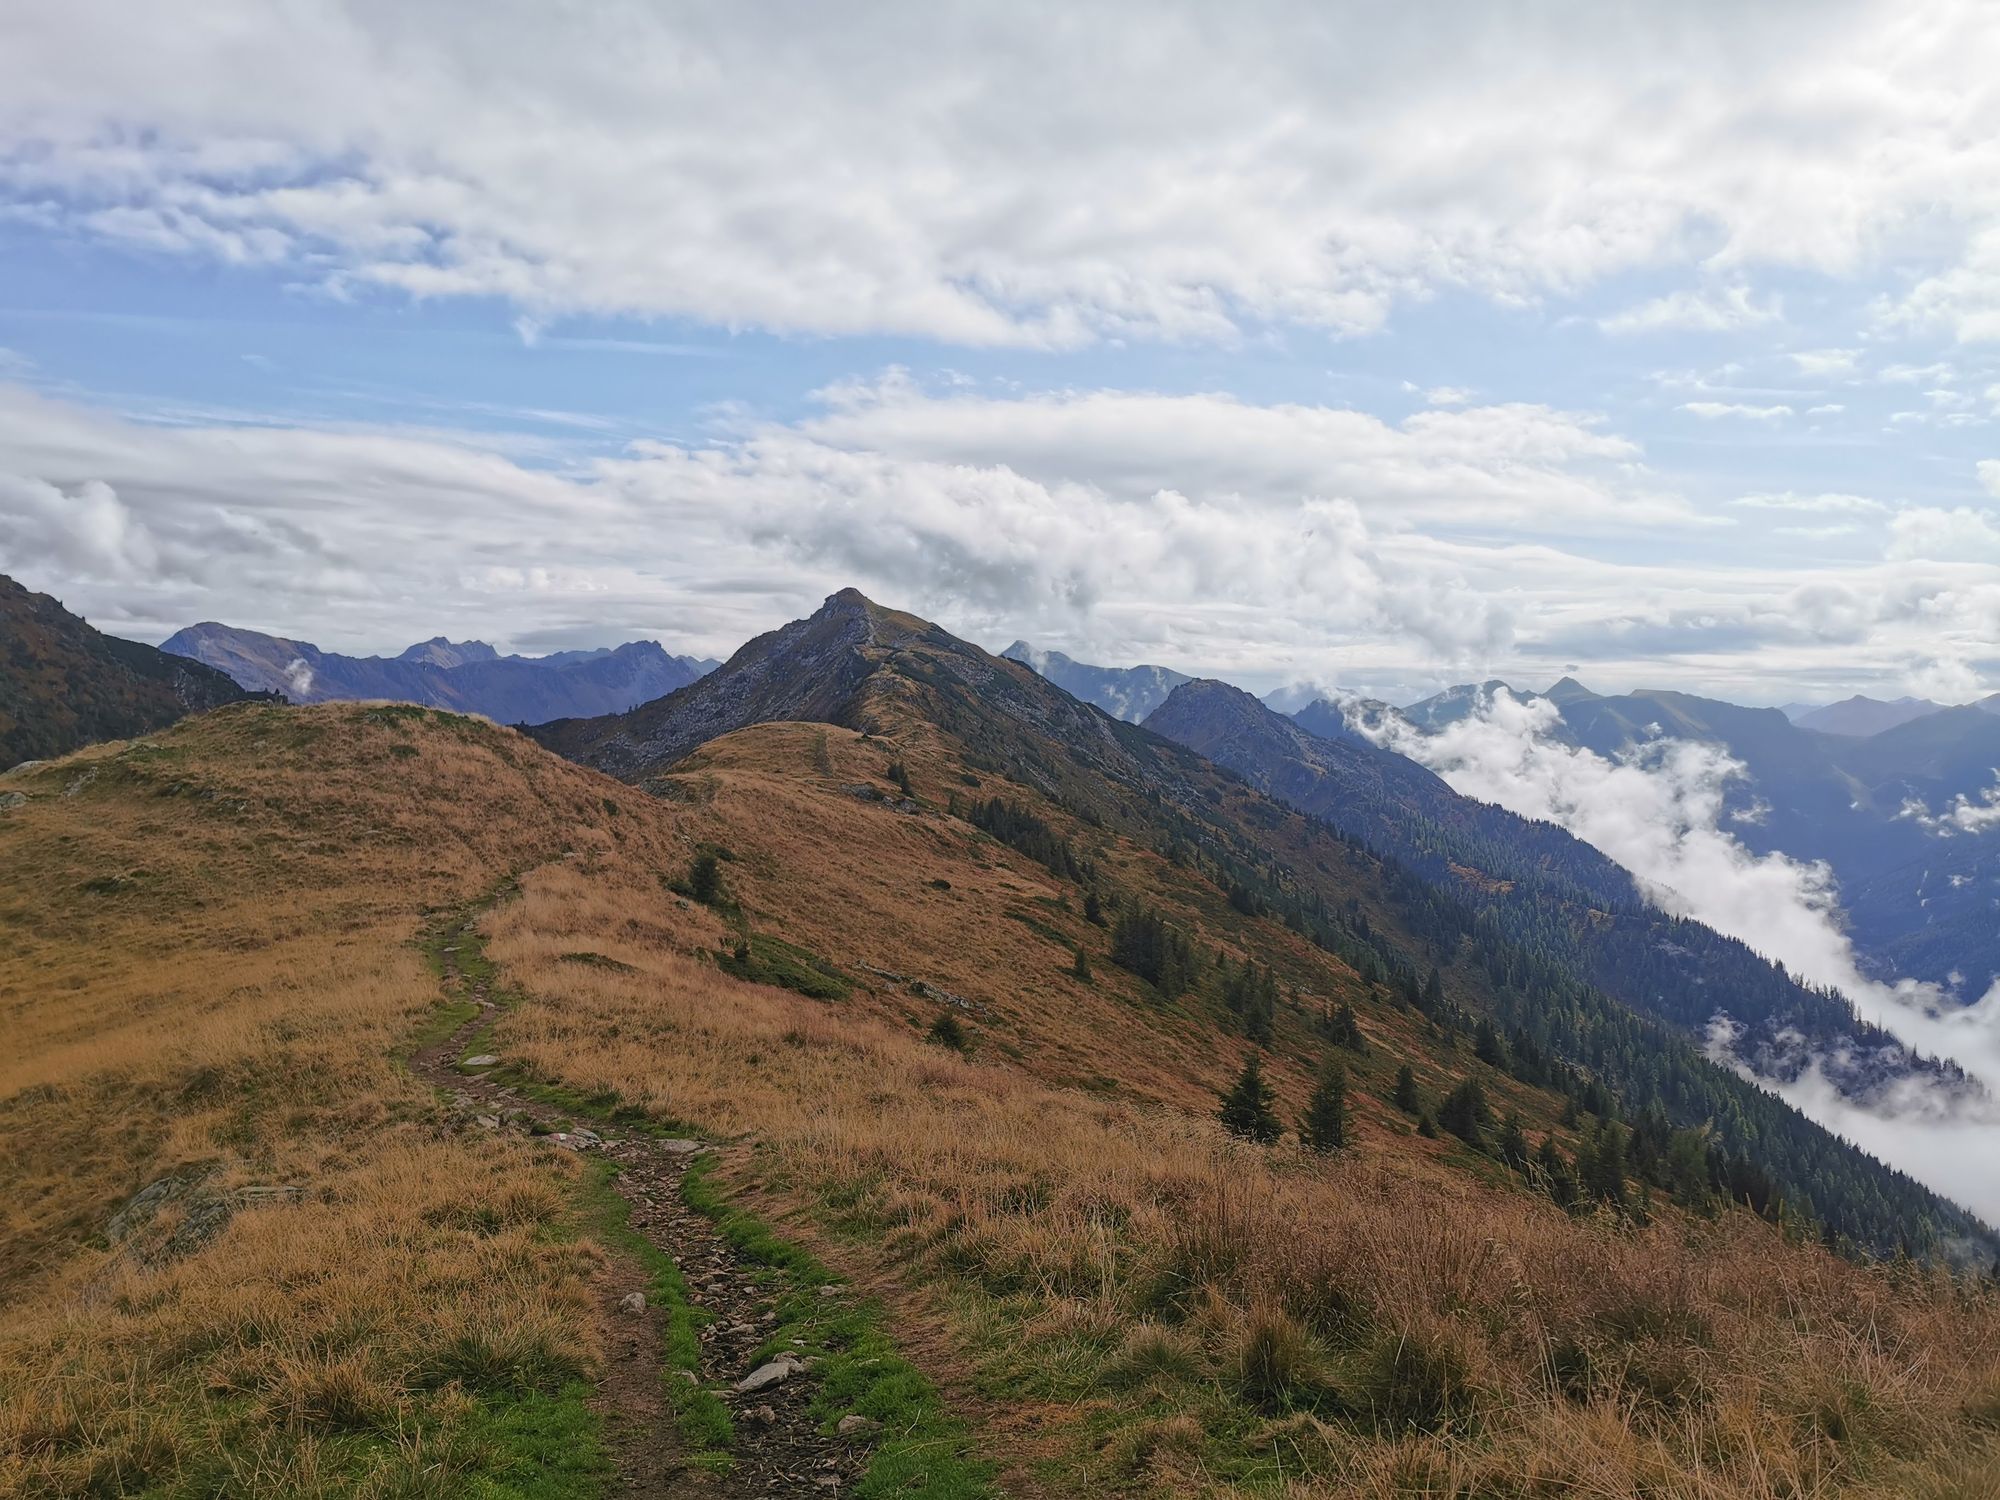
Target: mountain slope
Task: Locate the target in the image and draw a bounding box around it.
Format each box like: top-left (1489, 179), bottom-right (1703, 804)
top-left (533, 591), bottom-right (1991, 1260)
top-left (1000, 640), bottom-right (1190, 721)
top-left (9, 654), bottom-right (2000, 1492)
top-left (1146, 679), bottom-right (1976, 1109)
top-left (1794, 695), bottom-right (1943, 737)
top-left (1387, 676), bottom-right (2000, 992)
top-left (161, 620), bottom-right (710, 724)
top-left (0, 574), bottom-right (262, 769)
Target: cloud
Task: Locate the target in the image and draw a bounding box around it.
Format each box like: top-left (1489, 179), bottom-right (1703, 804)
top-left (1351, 687), bottom-right (2000, 1215)
top-left (1981, 459), bottom-right (2000, 498)
top-left (1424, 386), bottom-right (1475, 407)
top-left (1886, 506), bottom-right (2000, 563)
top-left (5, 3), bottom-right (2000, 345)
top-left (2, 377), bottom-right (1996, 702)
top-left (1789, 348), bottom-right (1860, 377)
top-left (1901, 775), bottom-right (2000, 836)
top-left (1600, 284), bottom-right (1782, 335)
top-left (1732, 491), bottom-right (1886, 515)
top-left (1680, 401), bottom-right (1793, 421)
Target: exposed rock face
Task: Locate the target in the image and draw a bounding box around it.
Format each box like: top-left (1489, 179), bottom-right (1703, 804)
top-left (1, 574), bottom-right (264, 769)
top-left (160, 621), bottom-right (712, 724)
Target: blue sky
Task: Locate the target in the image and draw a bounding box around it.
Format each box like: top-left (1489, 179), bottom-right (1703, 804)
top-left (3, 1), bottom-right (1999, 707)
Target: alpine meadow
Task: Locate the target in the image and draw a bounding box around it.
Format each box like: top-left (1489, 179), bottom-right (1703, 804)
top-left (5, 5), bottom-right (2000, 1498)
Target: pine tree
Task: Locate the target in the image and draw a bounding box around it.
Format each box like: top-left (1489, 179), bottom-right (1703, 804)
top-left (1083, 890), bottom-right (1105, 926)
top-left (1071, 944), bottom-right (1092, 982)
top-left (1473, 1017), bottom-right (1507, 1068)
top-left (1301, 1057), bottom-right (1347, 1153)
top-left (1497, 1112), bottom-right (1529, 1169)
top-left (1438, 1077), bottom-right (1490, 1149)
top-left (1581, 1121), bottom-right (1629, 1206)
top-left (1392, 1062), bottom-right (1421, 1113)
top-left (1218, 1053), bottom-right (1282, 1144)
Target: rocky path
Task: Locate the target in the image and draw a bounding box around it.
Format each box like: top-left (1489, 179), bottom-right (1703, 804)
top-left (410, 924), bottom-right (870, 1496)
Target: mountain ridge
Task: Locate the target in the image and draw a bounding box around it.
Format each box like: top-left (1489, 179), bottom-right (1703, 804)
top-left (161, 620), bottom-right (713, 725)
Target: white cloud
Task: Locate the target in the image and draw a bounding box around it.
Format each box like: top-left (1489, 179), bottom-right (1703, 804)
top-left (1600, 284), bottom-right (1782, 335)
top-left (1980, 458), bottom-right (2000, 498)
top-left (2, 377), bottom-right (1996, 702)
top-left (1902, 775), bottom-right (2000, 836)
top-left (1352, 688), bottom-right (2000, 1216)
top-left (1424, 386), bottom-right (1475, 407)
top-left (4, 3), bottom-right (2000, 345)
top-left (1680, 401), bottom-right (1793, 421)
top-left (1887, 506), bottom-right (2000, 562)
top-left (1789, 348), bottom-right (1860, 377)
top-left (1732, 490), bottom-right (1886, 515)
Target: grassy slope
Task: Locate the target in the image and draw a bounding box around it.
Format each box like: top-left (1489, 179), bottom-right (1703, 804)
top-left (1, 703), bottom-right (1997, 1498)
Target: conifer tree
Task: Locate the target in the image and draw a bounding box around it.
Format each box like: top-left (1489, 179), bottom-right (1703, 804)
top-left (1301, 1057), bottom-right (1347, 1153)
top-left (1438, 1077), bottom-right (1490, 1149)
top-left (1392, 1062), bottom-right (1421, 1114)
top-left (1071, 944), bottom-right (1092, 982)
top-left (1218, 1053), bottom-right (1282, 1144)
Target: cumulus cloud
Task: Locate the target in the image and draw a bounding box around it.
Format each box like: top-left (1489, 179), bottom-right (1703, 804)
top-left (1887, 506), bottom-right (2000, 562)
top-left (4, 3), bottom-right (2000, 346)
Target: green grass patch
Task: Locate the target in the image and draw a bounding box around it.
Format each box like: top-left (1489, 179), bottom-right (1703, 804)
top-left (576, 1158), bottom-right (736, 1465)
top-left (680, 1158), bottom-right (997, 1499)
top-left (717, 933), bottom-right (852, 1001)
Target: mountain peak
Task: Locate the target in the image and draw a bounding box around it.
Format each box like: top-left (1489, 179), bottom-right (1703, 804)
top-left (397, 636), bottom-right (500, 668)
top-left (1544, 675), bottom-right (1597, 704)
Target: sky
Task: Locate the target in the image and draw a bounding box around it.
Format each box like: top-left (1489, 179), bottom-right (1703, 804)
top-left (3, 2), bottom-right (2000, 707)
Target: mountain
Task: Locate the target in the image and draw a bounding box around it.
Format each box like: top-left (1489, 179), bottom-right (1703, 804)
top-left (0, 575), bottom-right (265, 769)
top-left (535, 590), bottom-right (1987, 1260)
top-left (1380, 676), bottom-right (2000, 992)
top-left (11, 593), bottom-right (2000, 1495)
top-left (1793, 694), bottom-right (1944, 737)
top-left (1146, 678), bottom-right (1974, 1106)
top-left (999, 640), bottom-right (1189, 722)
top-left (160, 621), bottom-right (712, 724)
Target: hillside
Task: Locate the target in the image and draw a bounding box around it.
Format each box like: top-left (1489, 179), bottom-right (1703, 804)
top-left (160, 621), bottom-right (713, 724)
top-left (1145, 678), bottom-right (1977, 1112)
top-left (1380, 676), bottom-right (2000, 993)
top-left (1793, 696), bottom-right (1944, 737)
top-left (0, 575), bottom-right (263, 770)
top-left (534, 593), bottom-right (1987, 1260)
top-left (6, 682), bottom-right (2000, 1496)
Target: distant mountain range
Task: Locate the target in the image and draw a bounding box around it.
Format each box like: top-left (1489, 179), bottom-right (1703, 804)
top-left (160, 622), bottom-right (717, 725)
top-left (1789, 695), bottom-right (1952, 737)
top-left (1, 575), bottom-right (269, 769)
top-left (1000, 641), bottom-right (1189, 722)
top-left (1381, 676), bottom-right (2000, 994)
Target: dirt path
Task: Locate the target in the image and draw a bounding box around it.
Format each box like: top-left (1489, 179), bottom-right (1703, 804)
top-left (411, 927), bottom-right (870, 1497)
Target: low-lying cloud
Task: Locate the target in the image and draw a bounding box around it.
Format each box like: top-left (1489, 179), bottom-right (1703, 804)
top-left (1350, 687), bottom-right (2000, 1218)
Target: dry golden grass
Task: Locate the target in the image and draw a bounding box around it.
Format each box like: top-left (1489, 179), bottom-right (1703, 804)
top-left (0, 704), bottom-right (670, 1497)
top-left (4, 702), bottom-right (1998, 1498)
top-left (482, 720), bottom-right (2000, 1498)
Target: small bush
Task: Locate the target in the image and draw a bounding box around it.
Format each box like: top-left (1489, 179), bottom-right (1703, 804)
top-left (929, 1010), bottom-right (968, 1051)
